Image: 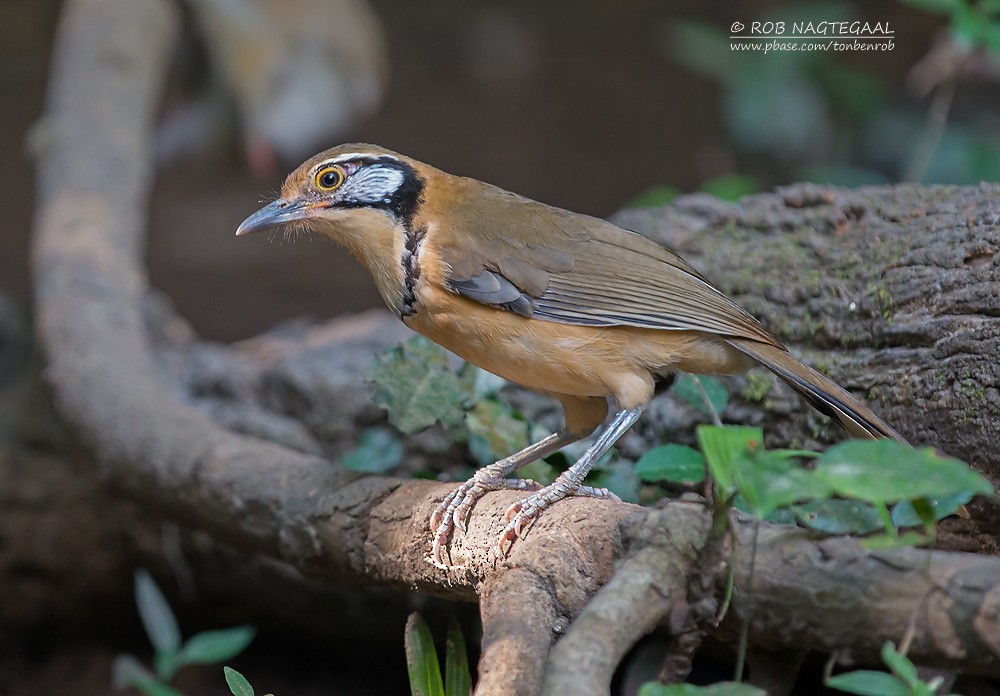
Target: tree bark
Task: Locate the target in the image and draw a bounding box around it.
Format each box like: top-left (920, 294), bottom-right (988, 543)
top-left (25, 0), bottom-right (1000, 691)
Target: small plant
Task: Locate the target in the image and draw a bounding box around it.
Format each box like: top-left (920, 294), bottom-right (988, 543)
top-left (827, 641), bottom-right (959, 695)
top-left (112, 569), bottom-right (256, 696)
top-left (404, 612), bottom-right (472, 696)
top-left (223, 666), bottom-right (273, 696)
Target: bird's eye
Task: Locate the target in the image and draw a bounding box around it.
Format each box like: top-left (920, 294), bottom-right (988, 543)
top-left (314, 165), bottom-right (346, 191)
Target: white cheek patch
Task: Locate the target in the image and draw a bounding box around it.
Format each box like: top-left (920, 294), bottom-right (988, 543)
top-left (341, 166), bottom-right (405, 205)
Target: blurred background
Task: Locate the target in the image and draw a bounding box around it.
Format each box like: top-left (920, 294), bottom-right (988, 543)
top-left (4, 0), bottom-right (999, 343)
top-left (3, 0), bottom-right (1000, 693)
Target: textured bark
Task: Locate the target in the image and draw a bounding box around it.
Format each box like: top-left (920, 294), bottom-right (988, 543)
top-left (615, 188), bottom-right (1000, 476)
top-left (23, 0), bottom-right (1000, 692)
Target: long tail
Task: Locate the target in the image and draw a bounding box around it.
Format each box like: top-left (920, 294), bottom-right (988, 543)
top-left (727, 338), bottom-right (906, 442)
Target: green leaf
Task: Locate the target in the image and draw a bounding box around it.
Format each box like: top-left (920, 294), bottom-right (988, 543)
top-left (444, 617), bottom-right (471, 696)
top-left (635, 444), bottom-right (706, 485)
top-left (154, 652), bottom-right (180, 683)
top-left (673, 375), bottom-right (730, 418)
top-left (111, 654), bottom-right (155, 689)
top-left (179, 626), bottom-right (256, 666)
top-left (892, 490), bottom-right (975, 527)
top-left (826, 670), bottom-right (911, 696)
top-left (223, 666), bottom-right (255, 696)
top-left (638, 682), bottom-right (767, 695)
top-left (366, 337), bottom-right (472, 435)
top-left (588, 458), bottom-right (640, 503)
top-left (730, 450), bottom-right (832, 519)
top-left (623, 185), bottom-right (680, 209)
top-left (696, 425), bottom-right (763, 494)
top-left (815, 440), bottom-right (994, 504)
top-left (134, 570), bottom-right (181, 656)
top-left (465, 399), bottom-right (530, 467)
top-left (405, 613), bottom-right (445, 696)
top-left (339, 428), bottom-right (404, 473)
top-left (793, 499), bottom-right (883, 535)
top-left (881, 642), bottom-right (920, 687)
top-left (699, 174), bottom-right (758, 201)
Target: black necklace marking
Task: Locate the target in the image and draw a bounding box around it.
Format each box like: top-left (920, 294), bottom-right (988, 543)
top-left (400, 225), bottom-right (426, 318)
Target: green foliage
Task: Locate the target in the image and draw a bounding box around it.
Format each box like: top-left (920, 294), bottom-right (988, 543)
top-left (465, 399), bottom-right (530, 467)
top-left (635, 444), bottom-right (706, 485)
top-left (903, 0), bottom-right (1000, 56)
top-left (638, 682), bottom-right (767, 695)
top-left (112, 570), bottom-right (256, 695)
top-left (404, 613), bottom-right (472, 696)
top-left (365, 336), bottom-right (474, 434)
top-left (827, 642), bottom-right (958, 695)
top-left (339, 428), bottom-right (404, 473)
top-left (623, 185), bottom-right (681, 209)
top-left (673, 374), bottom-right (730, 419)
top-left (365, 337), bottom-right (573, 481)
top-left (222, 667), bottom-right (274, 696)
top-left (699, 174), bottom-right (759, 201)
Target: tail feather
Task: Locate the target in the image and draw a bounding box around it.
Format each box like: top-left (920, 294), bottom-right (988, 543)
top-left (727, 338), bottom-right (906, 443)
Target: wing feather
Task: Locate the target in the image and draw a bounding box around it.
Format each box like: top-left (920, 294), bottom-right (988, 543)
top-left (440, 185), bottom-right (780, 346)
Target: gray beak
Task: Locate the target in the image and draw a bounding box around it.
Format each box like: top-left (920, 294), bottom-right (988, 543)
top-left (236, 198), bottom-right (316, 236)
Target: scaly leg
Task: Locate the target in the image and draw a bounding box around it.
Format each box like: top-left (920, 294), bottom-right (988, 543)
top-left (499, 408), bottom-right (642, 556)
top-left (429, 431), bottom-right (615, 565)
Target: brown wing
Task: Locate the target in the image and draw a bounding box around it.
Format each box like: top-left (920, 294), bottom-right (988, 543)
top-left (437, 184), bottom-right (780, 346)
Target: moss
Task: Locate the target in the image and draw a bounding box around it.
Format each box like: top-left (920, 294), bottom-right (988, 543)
top-left (741, 371), bottom-right (773, 402)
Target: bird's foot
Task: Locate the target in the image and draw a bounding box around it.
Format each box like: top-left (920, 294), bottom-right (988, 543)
top-left (498, 482), bottom-right (620, 557)
top-left (430, 473), bottom-right (541, 567)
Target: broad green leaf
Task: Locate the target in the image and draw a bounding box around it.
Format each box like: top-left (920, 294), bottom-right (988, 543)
top-left (826, 670), bottom-right (911, 696)
top-left (179, 626), bottom-right (256, 666)
top-left (730, 450), bottom-right (832, 519)
top-left (881, 642), bottom-right (919, 687)
top-left (892, 490), bottom-right (975, 527)
top-left (673, 375), bottom-right (730, 418)
top-left (623, 185), bottom-right (680, 209)
top-left (465, 399), bottom-right (530, 467)
top-left (339, 428), bottom-right (404, 473)
top-left (134, 570), bottom-right (181, 655)
top-left (444, 617), bottom-right (471, 696)
top-left (635, 444), bottom-right (706, 485)
top-left (405, 613), bottom-right (444, 696)
top-left (638, 682), bottom-right (767, 695)
top-left (366, 337), bottom-right (472, 435)
top-left (815, 440), bottom-right (994, 504)
top-left (224, 666), bottom-right (255, 696)
top-left (697, 426), bottom-right (763, 494)
top-left (793, 499), bottom-right (883, 535)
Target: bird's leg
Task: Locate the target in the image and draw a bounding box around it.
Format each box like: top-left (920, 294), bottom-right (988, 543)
top-left (499, 408), bottom-right (642, 556)
top-left (430, 431), bottom-right (618, 565)
top-left (430, 432), bottom-right (573, 565)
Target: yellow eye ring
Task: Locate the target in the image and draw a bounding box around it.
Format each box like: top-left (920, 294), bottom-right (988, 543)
top-left (315, 165), bottom-right (346, 191)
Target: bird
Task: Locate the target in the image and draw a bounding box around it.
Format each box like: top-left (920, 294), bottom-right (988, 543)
top-left (236, 144), bottom-right (904, 565)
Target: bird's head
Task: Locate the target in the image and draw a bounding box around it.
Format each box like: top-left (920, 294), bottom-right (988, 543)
top-left (236, 143), bottom-right (425, 241)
